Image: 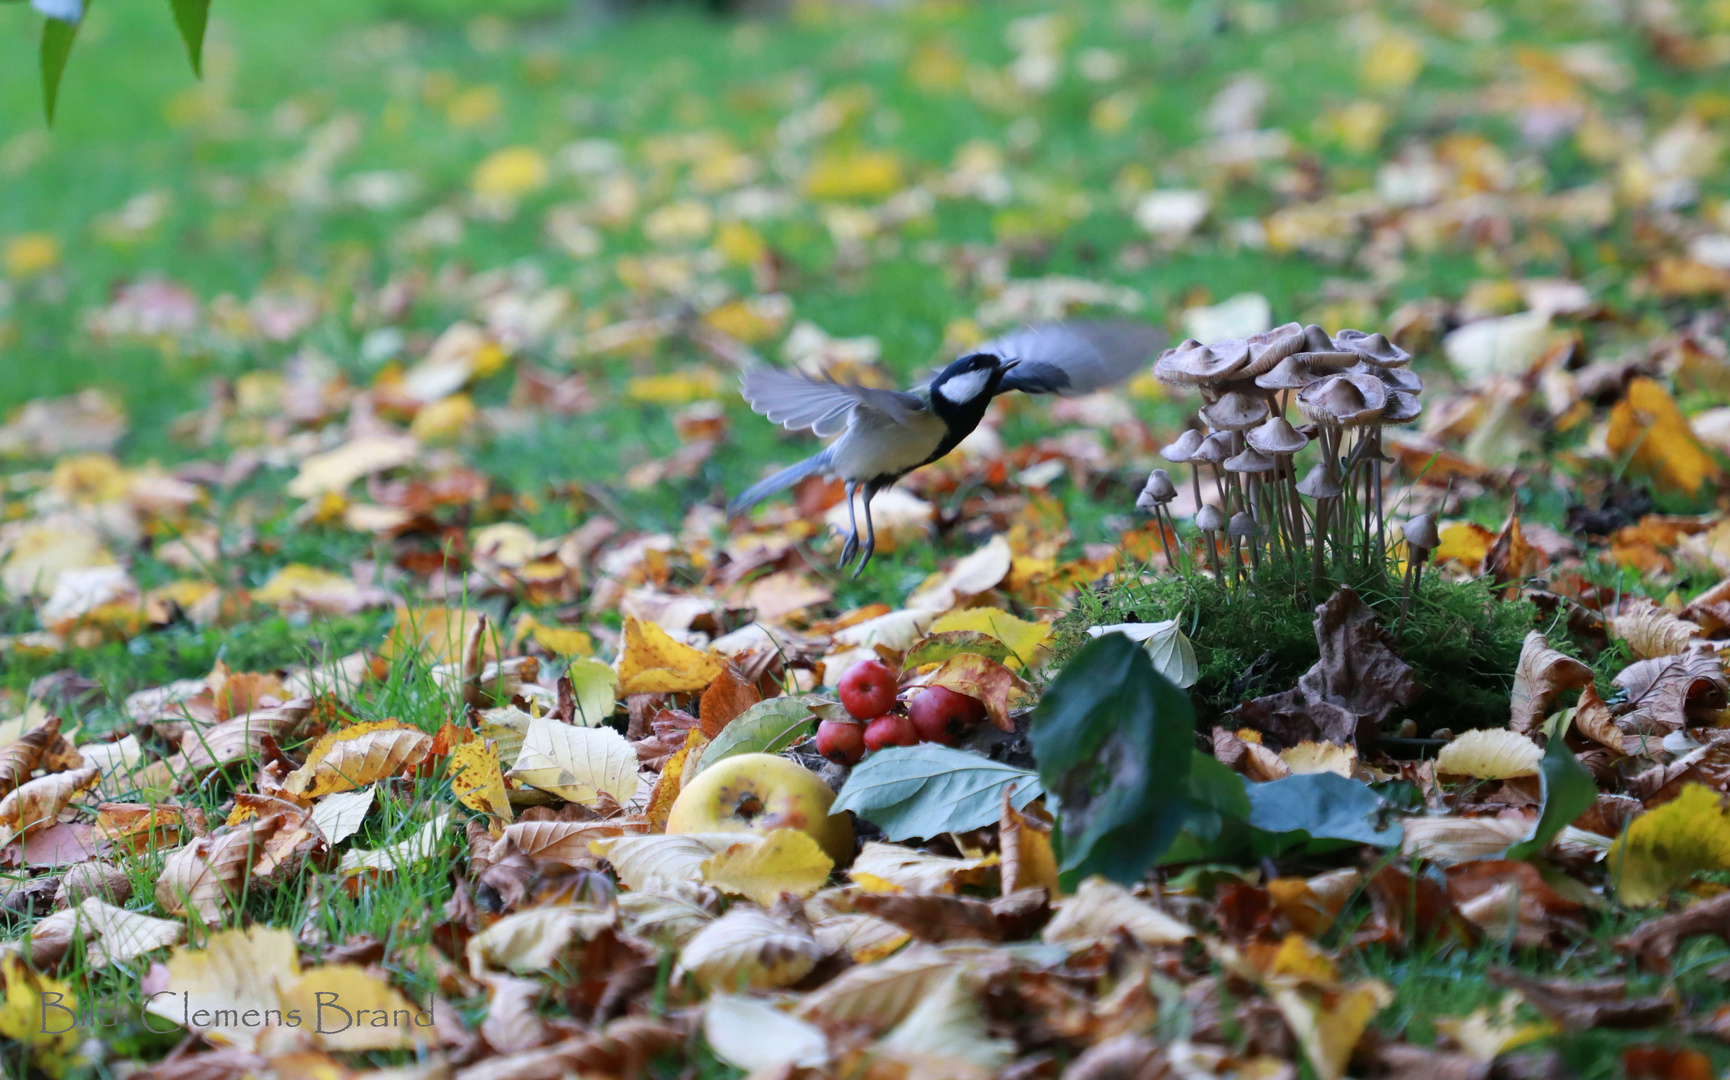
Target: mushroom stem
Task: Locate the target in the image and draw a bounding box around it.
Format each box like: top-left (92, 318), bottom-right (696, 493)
top-left (1206, 532), bottom-right (1222, 579)
top-left (1153, 507), bottom-right (1174, 568)
top-left (1373, 429), bottom-right (1387, 569)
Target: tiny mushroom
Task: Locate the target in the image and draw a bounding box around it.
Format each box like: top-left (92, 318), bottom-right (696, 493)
top-left (1137, 468), bottom-right (1179, 566)
top-left (1195, 502), bottom-right (1227, 577)
top-left (1401, 513), bottom-right (1440, 617)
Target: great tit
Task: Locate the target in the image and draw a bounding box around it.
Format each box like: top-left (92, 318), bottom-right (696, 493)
top-left (729, 320), bottom-right (1166, 575)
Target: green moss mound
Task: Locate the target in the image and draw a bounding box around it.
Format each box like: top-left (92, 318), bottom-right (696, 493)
top-left (1051, 563), bottom-right (1535, 736)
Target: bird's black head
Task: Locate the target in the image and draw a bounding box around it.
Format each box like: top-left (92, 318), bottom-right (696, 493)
top-left (930, 352), bottom-right (1014, 417)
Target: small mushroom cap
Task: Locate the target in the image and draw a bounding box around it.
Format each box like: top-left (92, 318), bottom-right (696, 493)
top-left (1195, 504), bottom-right (1228, 531)
top-left (1193, 430), bottom-right (1236, 464)
top-left (1154, 340), bottom-right (1249, 385)
top-left (1199, 390), bottom-right (1272, 432)
top-left (1227, 510), bottom-right (1260, 537)
top-left (1296, 462), bottom-right (1344, 499)
top-left (1159, 428), bottom-right (1205, 462)
top-left (1243, 321), bottom-right (1307, 376)
top-left (1245, 415), bottom-right (1309, 456)
top-left (1382, 389), bottom-right (1423, 425)
top-left (1334, 328), bottom-right (1411, 367)
top-left (1297, 372), bottom-right (1388, 428)
top-left (1141, 469), bottom-right (1178, 502)
top-left (1366, 363), bottom-right (1423, 395)
top-left (1254, 355), bottom-right (1315, 391)
top-left (1224, 446), bottom-right (1276, 473)
top-left (1403, 513), bottom-right (1439, 551)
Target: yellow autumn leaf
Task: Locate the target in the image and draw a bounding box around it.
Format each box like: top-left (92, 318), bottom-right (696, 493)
top-left (279, 965), bottom-right (427, 1051)
top-left (617, 615), bottom-right (724, 694)
top-left (283, 720), bottom-right (434, 797)
top-left (515, 615), bottom-right (594, 658)
top-left (1606, 377), bottom-right (1721, 496)
top-left (409, 392), bottom-right (476, 441)
top-left (0, 957), bottom-right (81, 1072)
top-left (625, 370), bottom-right (723, 406)
top-left (646, 729), bottom-right (705, 832)
top-left (1610, 783), bottom-right (1730, 905)
top-left (3, 233), bottom-right (61, 278)
top-left (1434, 521), bottom-right (1494, 573)
top-left (804, 149), bottom-right (904, 200)
top-left (505, 716), bottom-right (639, 806)
top-left (472, 146), bottom-right (549, 200)
top-left (1360, 31), bottom-right (1423, 93)
top-left (1279, 741), bottom-right (1358, 778)
top-left (1434, 729), bottom-right (1542, 780)
top-left (929, 607), bottom-right (1053, 666)
top-left (252, 564), bottom-right (362, 606)
top-left (701, 827), bottom-right (834, 905)
top-left (1269, 980), bottom-right (1394, 1080)
top-left (449, 737), bottom-right (513, 822)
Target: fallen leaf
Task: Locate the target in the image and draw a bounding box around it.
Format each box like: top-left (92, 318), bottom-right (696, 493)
top-left (677, 905), bottom-right (821, 990)
top-left (1610, 783), bottom-right (1730, 905)
top-left (592, 832), bottom-right (748, 891)
top-left (507, 716), bottom-right (638, 807)
top-left (0, 766), bottom-right (99, 845)
top-left (701, 827), bottom-right (833, 905)
top-left (466, 905), bottom-right (617, 976)
top-left (1509, 632), bottom-right (1593, 735)
top-left (283, 720), bottom-right (433, 797)
top-left (28, 897), bottom-right (184, 969)
top-left (850, 841), bottom-right (998, 895)
top-left (309, 786), bottom-right (375, 845)
top-left (1042, 876), bottom-right (1192, 947)
top-left (1436, 729), bottom-right (1543, 779)
top-left (449, 737), bottom-right (513, 822)
top-left (929, 607), bottom-right (1052, 666)
top-left (920, 653), bottom-right (1030, 732)
top-left (1607, 377), bottom-right (1720, 495)
top-left (703, 994), bottom-right (829, 1073)
top-left (617, 616), bottom-right (724, 695)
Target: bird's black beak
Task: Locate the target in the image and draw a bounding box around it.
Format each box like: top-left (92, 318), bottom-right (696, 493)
top-left (999, 358), bottom-right (1021, 371)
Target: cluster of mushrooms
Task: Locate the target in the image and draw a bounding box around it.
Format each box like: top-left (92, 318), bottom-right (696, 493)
top-left (1137, 322), bottom-right (1439, 607)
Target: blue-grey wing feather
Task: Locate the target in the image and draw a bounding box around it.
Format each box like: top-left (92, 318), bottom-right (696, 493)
top-left (977, 320), bottom-right (1166, 397)
top-left (739, 366), bottom-right (926, 435)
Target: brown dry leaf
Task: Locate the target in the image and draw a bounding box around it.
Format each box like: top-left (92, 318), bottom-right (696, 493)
top-left (812, 913), bottom-right (912, 963)
top-left (1447, 860), bottom-right (1583, 947)
top-left (854, 891), bottom-right (1002, 942)
top-left (1615, 890), bottom-right (1730, 971)
top-left (1607, 377), bottom-right (1721, 495)
top-left (1611, 602), bottom-right (1703, 660)
top-left (1043, 876), bottom-right (1192, 947)
top-left (849, 841), bottom-right (998, 894)
top-left (0, 715), bottom-right (63, 798)
top-left (504, 818), bottom-right (648, 866)
top-left (1488, 970), bottom-right (1678, 1032)
top-left (96, 801), bottom-right (198, 851)
top-left (506, 716), bottom-right (639, 806)
top-left (283, 720), bottom-right (433, 797)
top-left (700, 827), bottom-right (833, 905)
top-left (1571, 684), bottom-right (1626, 754)
top-left (920, 653), bottom-right (1030, 732)
top-left (1509, 632), bottom-right (1593, 735)
top-left (1401, 815), bottom-right (1533, 864)
top-left (1267, 870), bottom-right (1362, 938)
top-left (697, 664), bottom-right (759, 738)
top-left (478, 974), bottom-right (550, 1053)
top-left (795, 944), bottom-right (955, 1030)
top-left (905, 535), bottom-right (1013, 614)
top-left (617, 615), bottom-right (724, 695)
top-left (0, 766), bottom-right (99, 845)
top-left (617, 882), bottom-right (721, 947)
top-left (466, 905), bottom-right (618, 977)
top-left (1614, 645), bottom-right (1727, 732)
top-left (180, 711), bottom-right (306, 775)
top-left (449, 736), bottom-right (513, 822)
top-left (28, 897), bottom-right (184, 969)
top-left (676, 905), bottom-right (822, 990)
top-left (1485, 513), bottom-right (1547, 587)
top-left (1000, 793), bottom-right (1059, 896)
top-left (592, 832), bottom-right (750, 890)
top-left (156, 813), bottom-right (288, 925)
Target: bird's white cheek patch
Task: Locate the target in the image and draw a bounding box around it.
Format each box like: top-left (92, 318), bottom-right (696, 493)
top-left (937, 369), bottom-right (992, 405)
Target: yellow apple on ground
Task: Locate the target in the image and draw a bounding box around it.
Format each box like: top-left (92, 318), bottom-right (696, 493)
top-left (666, 752), bottom-right (855, 864)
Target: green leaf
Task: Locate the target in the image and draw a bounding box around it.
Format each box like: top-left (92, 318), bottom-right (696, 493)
top-left (564, 658), bottom-right (619, 727)
top-left (1505, 734), bottom-right (1596, 860)
top-left (1242, 772), bottom-right (1402, 848)
top-left (168, 0), bottom-right (210, 76)
top-left (39, 8), bottom-right (82, 125)
top-left (688, 697), bottom-right (815, 779)
top-left (831, 744), bottom-right (1042, 840)
top-left (1030, 632), bottom-right (1195, 889)
top-left (903, 631), bottom-right (1014, 668)
top-left (1087, 620), bottom-right (1198, 688)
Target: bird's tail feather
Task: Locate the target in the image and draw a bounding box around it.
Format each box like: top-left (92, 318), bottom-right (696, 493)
top-left (728, 450), bottom-right (832, 518)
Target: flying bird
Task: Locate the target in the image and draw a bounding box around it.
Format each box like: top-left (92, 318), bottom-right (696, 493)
top-left (729, 320), bottom-right (1166, 575)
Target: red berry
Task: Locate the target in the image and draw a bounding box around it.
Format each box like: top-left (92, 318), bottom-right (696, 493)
top-left (815, 719), bottom-right (866, 765)
top-left (838, 659), bottom-right (898, 720)
top-left (863, 714), bottom-right (918, 752)
top-left (907, 686), bottom-right (986, 744)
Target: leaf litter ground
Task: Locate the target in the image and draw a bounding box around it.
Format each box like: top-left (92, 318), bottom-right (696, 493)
top-left (7, 1), bottom-right (1730, 1078)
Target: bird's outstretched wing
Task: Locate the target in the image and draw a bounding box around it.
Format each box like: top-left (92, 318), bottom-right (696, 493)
top-left (976, 320), bottom-right (1166, 397)
top-left (739, 366), bottom-right (927, 437)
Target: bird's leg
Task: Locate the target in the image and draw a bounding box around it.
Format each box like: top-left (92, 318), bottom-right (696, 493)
top-left (852, 482), bottom-right (881, 580)
top-left (839, 481), bottom-right (860, 568)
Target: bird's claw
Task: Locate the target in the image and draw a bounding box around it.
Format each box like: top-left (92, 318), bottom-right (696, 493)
top-left (840, 531), bottom-right (859, 568)
top-left (849, 538), bottom-right (876, 580)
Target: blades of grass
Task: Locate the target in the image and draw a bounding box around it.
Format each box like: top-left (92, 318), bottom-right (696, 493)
top-left (168, 0), bottom-right (210, 76)
top-left (39, 5), bottom-right (82, 125)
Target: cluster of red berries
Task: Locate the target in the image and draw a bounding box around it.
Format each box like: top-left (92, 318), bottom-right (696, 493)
top-left (814, 659), bottom-right (988, 765)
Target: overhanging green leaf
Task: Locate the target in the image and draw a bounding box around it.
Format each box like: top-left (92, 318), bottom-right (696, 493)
top-left (1242, 772), bottom-right (1402, 848)
top-left (39, 7), bottom-right (82, 124)
top-left (169, 0), bottom-right (211, 76)
top-left (1030, 632), bottom-right (1195, 889)
top-left (831, 744), bottom-right (1041, 840)
top-left (688, 697), bottom-right (815, 779)
top-left (1504, 734), bottom-right (1596, 860)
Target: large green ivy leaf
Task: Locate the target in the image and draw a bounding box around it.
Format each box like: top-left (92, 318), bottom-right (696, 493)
top-left (1242, 772), bottom-right (1402, 848)
top-left (1030, 632), bottom-right (1195, 889)
top-left (1504, 734), bottom-right (1596, 860)
top-left (688, 697), bottom-right (815, 779)
top-left (832, 744), bottom-right (1042, 840)
top-left (169, 0), bottom-right (211, 76)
